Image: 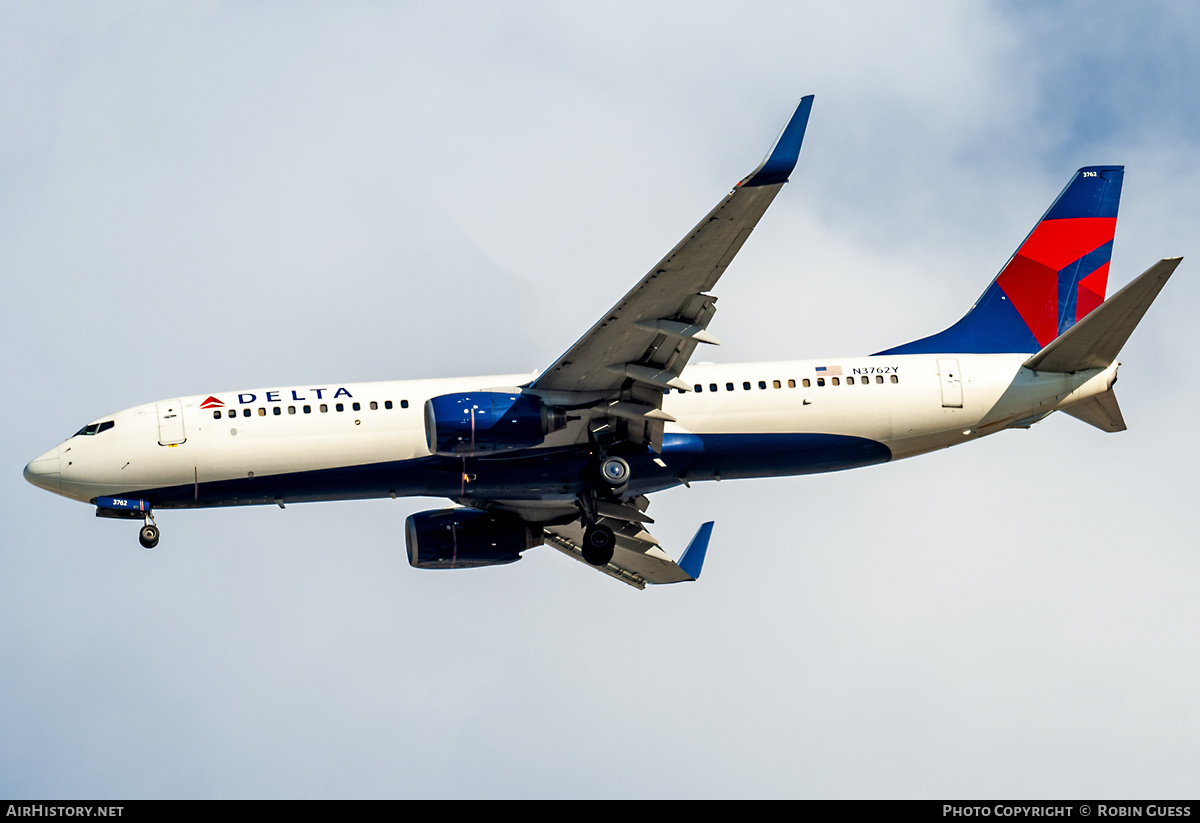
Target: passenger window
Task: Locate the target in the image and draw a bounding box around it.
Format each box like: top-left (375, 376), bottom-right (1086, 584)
top-left (817, 378), bottom-right (825, 387)
top-left (370, 401), bottom-right (378, 410)
top-left (227, 409), bottom-right (236, 419)
top-left (726, 382), bottom-right (734, 391)
top-left (336, 403), bottom-right (344, 412)
top-left (385, 400), bottom-right (394, 409)
top-left (758, 381), bottom-right (766, 389)
top-left (288, 406), bottom-right (296, 414)
top-left (694, 385), bottom-right (703, 393)
top-left (773, 380), bottom-right (781, 389)
top-left (213, 410), bottom-right (221, 420)
top-left (709, 383), bottom-right (717, 392)
top-left (352, 402), bottom-right (361, 411)
top-left (802, 379), bottom-right (810, 388)
top-left (743, 381), bottom-right (751, 390)
top-left (788, 379), bottom-right (796, 388)
top-left (891, 374), bottom-right (899, 383)
top-left (257, 408), bottom-right (265, 416)
top-left (831, 377), bottom-right (840, 386)
top-left (273, 407), bottom-right (281, 415)
top-left (303, 405), bottom-right (312, 414)
top-left (320, 404), bottom-right (328, 413)
top-left (846, 376), bottom-right (855, 385)
top-left (243, 408), bottom-right (251, 418)
top-left (400, 400), bottom-right (409, 409)
top-left (876, 375), bottom-right (884, 384)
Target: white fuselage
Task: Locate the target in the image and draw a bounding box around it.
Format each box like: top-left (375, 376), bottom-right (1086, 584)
top-left (25, 354), bottom-right (1116, 510)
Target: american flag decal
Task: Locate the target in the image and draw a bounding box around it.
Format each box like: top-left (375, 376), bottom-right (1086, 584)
top-left (815, 365), bottom-right (843, 376)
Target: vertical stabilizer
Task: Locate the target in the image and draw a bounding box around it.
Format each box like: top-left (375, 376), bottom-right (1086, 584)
top-left (879, 166), bottom-right (1124, 355)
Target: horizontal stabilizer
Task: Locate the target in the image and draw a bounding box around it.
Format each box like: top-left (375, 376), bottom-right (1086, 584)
top-left (1024, 257), bottom-right (1181, 373)
top-left (1063, 390), bottom-right (1127, 433)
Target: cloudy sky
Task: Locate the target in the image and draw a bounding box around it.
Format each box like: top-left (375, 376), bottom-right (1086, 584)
top-left (3, 1), bottom-right (1199, 799)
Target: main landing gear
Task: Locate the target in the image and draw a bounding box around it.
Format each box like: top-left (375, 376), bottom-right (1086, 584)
top-left (582, 522), bottom-right (615, 567)
top-left (599, 455), bottom-right (630, 487)
top-left (578, 451), bottom-right (631, 566)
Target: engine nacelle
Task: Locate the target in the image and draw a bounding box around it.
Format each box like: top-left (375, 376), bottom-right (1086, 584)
top-left (424, 391), bottom-right (565, 456)
top-left (405, 507), bottom-right (543, 569)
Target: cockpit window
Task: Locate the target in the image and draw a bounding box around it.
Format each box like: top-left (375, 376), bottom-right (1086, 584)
top-left (72, 420), bottom-right (115, 438)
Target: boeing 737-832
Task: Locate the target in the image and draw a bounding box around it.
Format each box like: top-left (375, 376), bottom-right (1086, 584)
top-left (22, 97), bottom-right (1180, 588)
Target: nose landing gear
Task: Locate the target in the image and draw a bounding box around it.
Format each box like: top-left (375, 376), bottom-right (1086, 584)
top-left (94, 497), bottom-right (161, 550)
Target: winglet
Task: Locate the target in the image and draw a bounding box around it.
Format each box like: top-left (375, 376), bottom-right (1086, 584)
top-left (740, 96), bottom-right (814, 188)
top-left (677, 521), bottom-right (714, 581)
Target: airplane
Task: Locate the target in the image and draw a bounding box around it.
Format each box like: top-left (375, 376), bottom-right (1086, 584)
top-left (23, 96), bottom-right (1181, 589)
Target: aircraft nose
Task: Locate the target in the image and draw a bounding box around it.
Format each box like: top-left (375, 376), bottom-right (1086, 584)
top-left (23, 445), bottom-right (61, 495)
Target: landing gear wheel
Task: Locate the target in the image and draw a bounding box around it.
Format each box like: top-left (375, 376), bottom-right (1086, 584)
top-left (139, 524), bottom-right (160, 550)
top-left (581, 524), bottom-right (615, 567)
top-left (599, 455), bottom-right (630, 486)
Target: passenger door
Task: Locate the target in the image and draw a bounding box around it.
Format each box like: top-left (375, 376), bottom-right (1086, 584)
top-left (156, 400), bottom-right (186, 445)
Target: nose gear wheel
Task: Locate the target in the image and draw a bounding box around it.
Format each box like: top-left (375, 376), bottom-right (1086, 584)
top-left (139, 523), bottom-right (160, 549)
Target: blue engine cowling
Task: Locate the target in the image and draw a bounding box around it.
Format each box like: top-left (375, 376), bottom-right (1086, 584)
top-left (424, 391), bottom-right (565, 456)
top-left (405, 507), bottom-right (543, 569)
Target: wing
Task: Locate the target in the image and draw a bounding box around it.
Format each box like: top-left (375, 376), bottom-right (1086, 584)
top-left (544, 518), bottom-right (713, 590)
top-left (528, 96), bottom-right (814, 451)
top-left (463, 99), bottom-right (812, 587)
top-left (456, 492), bottom-right (713, 589)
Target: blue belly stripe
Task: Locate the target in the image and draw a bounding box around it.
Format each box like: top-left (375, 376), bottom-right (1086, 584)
top-left (116, 433), bottom-right (892, 509)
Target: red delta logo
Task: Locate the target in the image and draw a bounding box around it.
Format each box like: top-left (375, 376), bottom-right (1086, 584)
top-left (199, 396), bottom-right (225, 409)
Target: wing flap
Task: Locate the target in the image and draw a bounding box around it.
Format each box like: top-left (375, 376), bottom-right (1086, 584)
top-left (544, 519), bottom-right (713, 589)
